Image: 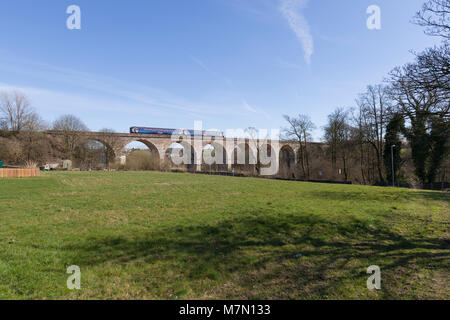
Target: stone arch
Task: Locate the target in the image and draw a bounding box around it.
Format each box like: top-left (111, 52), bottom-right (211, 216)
top-left (295, 146), bottom-right (307, 178)
top-left (122, 139), bottom-right (161, 170)
top-left (232, 142), bottom-right (257, 175)
top-left (165, 141), bottom-right (197, 173)
top-left (279, 145), bottom-right (296, 179)
top-left (201, 142), bottom-right (228, 173)
top-left (93, 139), bottom-right (116, 162)
top-left (74, 138), bottom-right (115, 169)
top-left (258, 143), bottom-right (278, 177)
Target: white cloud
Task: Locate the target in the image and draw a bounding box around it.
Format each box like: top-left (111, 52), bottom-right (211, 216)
top-left (243, 100), bottom-right (271, 120)
top-left (191, 56), bottom-right (234, 89)
top-left (279, 0), bottom-right (314, 65)
top-left (243, 100), bottom-right (258, 113)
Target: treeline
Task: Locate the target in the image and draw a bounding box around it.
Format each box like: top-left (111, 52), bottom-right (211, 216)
top-left (0, 91), bottom-right (159, 170)
top-left (0, 93), bottom-right (116, 169)
top-left (282, 0), bottom-right (449, 188)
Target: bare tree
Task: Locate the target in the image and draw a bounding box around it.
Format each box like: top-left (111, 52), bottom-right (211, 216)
top-left (412, 44), bottom-right (450, 93)
top-left (413, 0), bottom-right (450, 39)
top-left (0, 90), bottom-right (38, 132)
top-left (245, 127), bottom-right (261, 174)
top-left (53, 114), bottom-right (88, 132)
top-left (283, 114), bottom-right (316, 179)
top-left (356, 85), bottom-right (392, 183)
top-left (18, 112), bottom-right (49, 162)
top-left (0, 119), bottom-right (7, 131)
top-left (323, 108), bottom-right (353, 181)
top-left (98, 128), bottom-right (121, 168)
top-left (0, 90), bottom-right (53, 164)
top-left (52, 114), bottom-right (89, 159)
top-left (0, 137), bottom-right (23, 164)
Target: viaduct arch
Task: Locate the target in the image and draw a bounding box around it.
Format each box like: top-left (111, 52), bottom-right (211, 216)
top-left (46, 131), bottom-right (302, 177)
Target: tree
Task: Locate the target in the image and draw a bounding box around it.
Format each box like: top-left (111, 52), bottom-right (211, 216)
top-left (323, 108), bottom-right (353, 181)
top-left (283, 114), bottom-right (316, 179)
top-left (17, 113), bottom-right (49, 163)
top-left (0, 90), bottom-right (52, 165)
top-left (53, 114), bottom-right (88, 132)
top-left (52, 114), bottom-right (89, 159)
top-left (403, 0), bottom-right (450, 186)
top-left (98, 128), bottom-right (121, 168)
top-left (0, 137), bottom-right (23, 164)
top-left (413, 0), bottom-right (450, 39)
top-left (388, 59), bottom-right (449, 185)
top-left (0, 119), bottom-right (7, 131)
top-left (73, 140), bottom-right (106, 170)
top-left (0, 90), bottom-right (39, 133)
top-left (245, 127), bottom-right (261, 174)
top-left (416, 45), bottom-right (450, 92)
top-left (427, 115), bottom-right (449, 184)
top-left (353, 104), bottom-right (369, 184)
top-left (356, 85), bottom-right (392, 183)
top-left (383, 113), bottom-right (405, 186)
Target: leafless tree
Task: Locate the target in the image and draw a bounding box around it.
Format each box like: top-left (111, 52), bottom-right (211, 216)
top-left (323, 108), bottom-right (353, 181)
top-left (283, 114), bottom-right (316, 179)
top-left (0, 90), bottom-right (52, 164)
top-left (412, 44), bottom-right (450, 94)
top-left (413, 0), bottom-right (450, 39)
top-left (388, 63), bottom-right (448, 120)
top-left (98, 128), bottom-right (121, 168)
top-left (0, 90), bottom-right (39, 132)
top-left (356, 85), bottom-right (392, 183)
top-left (53, 114), bottom-right (88, 132)
top-left (245, 127), bottom-right (261, 174)
top-left (52, 114), bottom-right (89, 159)
top-left (18, 112), bottom-right (49, 162)
top-left (0, 137), bottom-right (23, 164)
top-left (0, 119), bottom-right (7, 131)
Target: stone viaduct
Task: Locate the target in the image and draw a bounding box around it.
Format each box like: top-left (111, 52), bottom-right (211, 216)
top-left (46, 131), bottom-right (311, 177)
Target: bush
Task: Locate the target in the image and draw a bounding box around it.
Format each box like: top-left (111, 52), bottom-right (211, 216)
top-left (125, 150), bottom-right (160, 171)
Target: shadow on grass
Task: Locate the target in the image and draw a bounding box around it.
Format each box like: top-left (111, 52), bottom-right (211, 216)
top-left (406, 191), bottom-right (450, 202)
top-left (60, 211), bottom-right (450, 298)
top-left (306, 189), bottom-right (450, 203)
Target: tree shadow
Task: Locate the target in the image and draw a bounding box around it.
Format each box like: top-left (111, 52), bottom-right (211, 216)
top-left (58, 211), bottom-right (450, 298)
top-left (306, 189), bottom-right (450, 203)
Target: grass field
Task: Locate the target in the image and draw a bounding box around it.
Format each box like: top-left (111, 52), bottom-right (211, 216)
top-left (0, 171), bottom-right (448, 300)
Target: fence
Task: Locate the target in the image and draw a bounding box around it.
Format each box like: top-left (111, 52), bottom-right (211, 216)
top-left (0, 168), bottom-right (40, 178)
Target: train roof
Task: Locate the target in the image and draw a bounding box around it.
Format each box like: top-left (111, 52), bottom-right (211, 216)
top-left (131, 127), bottom-right (223, 133)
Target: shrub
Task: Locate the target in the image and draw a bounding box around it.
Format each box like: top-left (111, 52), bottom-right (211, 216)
top-left (125, 150), bottom-right (160, 171)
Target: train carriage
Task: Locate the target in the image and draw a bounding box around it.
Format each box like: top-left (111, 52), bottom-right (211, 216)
top-left (130, 127), bottom-right (224, 137)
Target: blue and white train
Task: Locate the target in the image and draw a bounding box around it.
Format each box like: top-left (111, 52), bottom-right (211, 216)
top-left (130, 127), bottom-right (224, 137)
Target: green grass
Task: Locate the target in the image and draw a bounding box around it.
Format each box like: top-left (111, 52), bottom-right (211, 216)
top-left (0, 171), bottom-right (448, 300)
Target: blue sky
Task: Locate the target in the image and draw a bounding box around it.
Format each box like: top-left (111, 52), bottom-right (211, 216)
top-left (0, 0), bottom-right (442, 140)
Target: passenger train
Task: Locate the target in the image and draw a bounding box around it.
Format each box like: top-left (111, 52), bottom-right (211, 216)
top-left (130, 127), bottom-right (224, 137)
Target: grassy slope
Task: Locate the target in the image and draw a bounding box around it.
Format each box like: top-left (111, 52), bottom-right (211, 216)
top-left (0, 171), bottom-right (448, 300)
